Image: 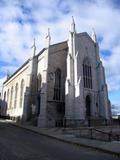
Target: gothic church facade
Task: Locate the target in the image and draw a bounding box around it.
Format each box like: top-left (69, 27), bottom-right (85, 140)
top-left (1, 19), bottom-right (111, 127)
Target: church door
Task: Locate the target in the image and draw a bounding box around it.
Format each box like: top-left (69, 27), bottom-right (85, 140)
top-left (37, 91), bottom-right (41, 116)
top-left (85, 95), bottom-right (91, 117)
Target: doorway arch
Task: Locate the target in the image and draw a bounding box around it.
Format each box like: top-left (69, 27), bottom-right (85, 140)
top-left (85, 95), bottom-right (91, 117)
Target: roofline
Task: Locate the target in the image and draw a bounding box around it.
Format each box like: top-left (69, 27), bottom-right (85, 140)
top-left (50, 40), bottom-right (67, 47)
top-left (3, 33), bottom-right (93, 84)
top-left (36, 41), bottom-right (67, 58)
top-left (4, 48), bottom-right (47, 84)
top-left (3, 59), bottom-right (30, 84)
top-left (77, 32), bottom-right (96, 44)
top-left (36, 48), bottom-right (46, 57)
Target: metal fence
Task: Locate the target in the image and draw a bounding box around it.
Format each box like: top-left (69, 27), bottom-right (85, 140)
top-left (55, 118), bottom-right (111, 128)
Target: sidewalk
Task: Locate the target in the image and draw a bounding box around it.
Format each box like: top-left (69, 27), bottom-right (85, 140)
top-left (8, 121), bottom-right (120, 157)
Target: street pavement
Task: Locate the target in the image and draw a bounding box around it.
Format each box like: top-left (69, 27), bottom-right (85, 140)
top-left (0, 120), bottom-right (119, 160)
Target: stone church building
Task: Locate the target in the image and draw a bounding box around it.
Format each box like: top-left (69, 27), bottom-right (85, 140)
top-left (1, 18), bottom-right (111, 127)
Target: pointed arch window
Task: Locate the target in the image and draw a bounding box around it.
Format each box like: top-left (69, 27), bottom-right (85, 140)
top-left (85, 95), bottom-right (91, 117)
top-left (83, 58), bottom-right (92, 89)
top-left (53, 68), bottom-right (61, 101)
top-left (10, 86), bottom-right (13, 108)
top-left (7, 89), bottom-right (9, 108)
top-left (20, 79), bottom-right (25, 108)
top-left (4, 91), bottom-right (6, 101)
top-left (14, 83), bottom-right (18, 108)
top-left (37, 73), bottom-right (42, 91)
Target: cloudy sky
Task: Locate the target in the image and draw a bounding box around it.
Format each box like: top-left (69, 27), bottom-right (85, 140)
top-left (0, 0), bottom-right (120, 113)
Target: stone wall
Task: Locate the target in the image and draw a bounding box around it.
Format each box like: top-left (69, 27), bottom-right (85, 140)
top-left (2, 60), bottom-right (31, 119)
top-left (46, 42), bottom-right (67, 127)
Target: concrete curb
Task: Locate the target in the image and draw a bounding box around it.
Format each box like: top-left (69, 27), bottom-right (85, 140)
top-left (9, 122), bottom-right (120, 157)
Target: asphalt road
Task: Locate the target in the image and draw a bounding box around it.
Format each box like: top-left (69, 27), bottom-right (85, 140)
top-left (0, 121), bottom-right (119, 160)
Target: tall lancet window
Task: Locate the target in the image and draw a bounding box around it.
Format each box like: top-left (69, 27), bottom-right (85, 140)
top-left (14, 83), bottom-right (18, 108)
top-left (4, 91), bottom-right (6, 101)
top-left (7, 89), bottom-right (9, 108)
top-left (83, 58), bottom-right (92, 89)
top-left (10, 86), bottom-right (13, 108)
top-left (53, 68), bottom-right (61, 101)
top-left (37, 73), bottom-right (42, 91)
top-left (20, 79), bottom-right (25, 108)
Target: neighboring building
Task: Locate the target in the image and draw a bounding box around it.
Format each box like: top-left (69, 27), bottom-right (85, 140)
top-left (0, 92), bottom-right (2, 115)
top-left (1, 19), bottom-right (111, 127)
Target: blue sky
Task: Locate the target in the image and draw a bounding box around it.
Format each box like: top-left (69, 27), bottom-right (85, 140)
top-left (0, 0), bottom-right (120, 114)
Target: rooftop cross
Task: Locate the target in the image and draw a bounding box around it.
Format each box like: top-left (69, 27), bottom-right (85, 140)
top-left (6, 70), bottom-right (10, 79)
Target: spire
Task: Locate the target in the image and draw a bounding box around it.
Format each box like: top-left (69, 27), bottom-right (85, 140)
top-left (45, 28), bottom-right (51, 47)
top-left (31, 38), bottom-right (36, 57)
top-left (71, 16), bottom-right (76, 33)
top-left (6, 70), bottom-right (10, 79)
top-left (91, 28), bottom-right (97, 43)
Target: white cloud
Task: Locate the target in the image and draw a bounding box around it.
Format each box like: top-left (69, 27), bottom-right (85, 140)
top-left (102, 45), bottom-right (120, 92)
top-left (0, 0), bottom-right (120, 105)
